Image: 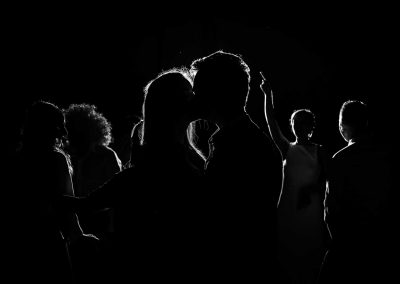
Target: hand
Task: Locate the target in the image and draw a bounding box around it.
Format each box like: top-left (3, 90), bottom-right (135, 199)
top-left (82, 233), bottom-right (100, 241)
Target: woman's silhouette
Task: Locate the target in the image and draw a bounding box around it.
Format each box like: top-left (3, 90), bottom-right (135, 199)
top-left (10, 100), bottom-right (96, 284)
top-left (63, 103), bottom-right (122, 283)
top-left (260, 73), bottom-right (329, 284)
top-left (65, 67), bottom-right (206, 283)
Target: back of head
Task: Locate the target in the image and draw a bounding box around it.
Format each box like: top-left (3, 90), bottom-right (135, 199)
top-left (339, 100), bottom-right (368, 140)
top-left (190, 50), bottom-right (250, 115)
top-left (291, 109), bottom-right (316, 139)
top-left (141, 68), bottom-right (193, 146)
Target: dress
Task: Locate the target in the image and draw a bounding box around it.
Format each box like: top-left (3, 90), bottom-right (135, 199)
top-left (277, 143), bottom-right (326, 283)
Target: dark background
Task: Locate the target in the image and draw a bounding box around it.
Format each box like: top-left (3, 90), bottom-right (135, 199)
top-left (4, 4), bottom-right (396, 162)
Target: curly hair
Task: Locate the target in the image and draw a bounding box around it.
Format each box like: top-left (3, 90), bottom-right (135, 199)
top-left (64, 103), bottom-right (113, 148)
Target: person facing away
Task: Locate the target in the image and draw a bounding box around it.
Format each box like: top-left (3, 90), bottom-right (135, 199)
top-left (260, 73), bottom-right (329, 284)
top-left (65, 68), bottom-right (206, 283)
top-left (7, 100), bottom-right (96, 284)
top-left (188, 50), bottom-right (283, 282)
top-left (319, 100), bottom-right (395, 283)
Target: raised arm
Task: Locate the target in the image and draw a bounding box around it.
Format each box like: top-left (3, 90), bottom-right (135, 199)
top-left (259, 72), bottom-right (290, 156)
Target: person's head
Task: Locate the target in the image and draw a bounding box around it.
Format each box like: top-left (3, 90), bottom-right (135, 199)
top-left (290, 109), bottom-right (316, 141)
top-left (140, 67), bottom-right (194, 146)
top-left (64, 103), bottom-right (113, 156)
top-left (338, 100), bottom-right (368, 143)
top-left (20, 100), bottom-right (67, 150)
top-left (189, 50), bottom-right (250, 123)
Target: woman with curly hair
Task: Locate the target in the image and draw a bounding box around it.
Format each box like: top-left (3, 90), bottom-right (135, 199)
top-left (63, 103), bottom-right (122, 283)
top-left (64, 103), bottom-right (122, 235)
top-left (63, 67), bottom-right (207, 283)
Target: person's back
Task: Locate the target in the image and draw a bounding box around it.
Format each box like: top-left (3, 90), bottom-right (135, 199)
top-left (321, 100), bottom-right (395, 283)
top-left (190, 50), bottom-right (282, 282)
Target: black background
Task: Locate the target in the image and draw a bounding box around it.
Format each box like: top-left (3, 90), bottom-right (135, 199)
top-left (4, 4), bottom-right (396, 160)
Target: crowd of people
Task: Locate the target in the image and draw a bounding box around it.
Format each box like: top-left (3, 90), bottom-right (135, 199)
top-left (5, 50), bottom-right (395, 283)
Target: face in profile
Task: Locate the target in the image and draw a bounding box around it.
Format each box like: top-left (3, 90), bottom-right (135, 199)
top-left (181, 79), bottom-right (195, 123)
top-left (190, 70), bottom-right (217, 122)
top-left (339, 116), bottom-right (351, 143)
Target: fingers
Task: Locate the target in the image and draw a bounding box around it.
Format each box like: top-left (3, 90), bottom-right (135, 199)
top-left (259, 71), bottom-right (266, 81)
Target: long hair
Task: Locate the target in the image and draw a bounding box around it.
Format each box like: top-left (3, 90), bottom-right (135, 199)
top-left (140, 67), bottom-right (193, 146)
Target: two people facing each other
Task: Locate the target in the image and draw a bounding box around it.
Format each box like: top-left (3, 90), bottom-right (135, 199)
top-left (65, 50), bottom-right (283, 283)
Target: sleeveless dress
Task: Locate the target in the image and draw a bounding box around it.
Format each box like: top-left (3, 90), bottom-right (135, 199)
top-left (277, 143), bottom-right (326, 283)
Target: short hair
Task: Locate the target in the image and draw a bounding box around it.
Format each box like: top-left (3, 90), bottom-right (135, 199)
top-left (339, 100), bottom-right (368, 130)
top-left (140, 67), bottom-right (193, 145)
top-left (190, 50), bottom-right (250, 109)
top-left (290, 109), bottom-right (316, 137)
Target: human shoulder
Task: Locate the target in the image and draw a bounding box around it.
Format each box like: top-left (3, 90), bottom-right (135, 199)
top-left (96, 145), bottom-right (122, 163)
top-left (332, 143), bottom-right (355, 160)
top-left (51, 148), bottom-right (70, 164)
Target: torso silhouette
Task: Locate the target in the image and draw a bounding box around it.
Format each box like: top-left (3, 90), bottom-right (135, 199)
top-left (204, 113), bottom-right (282, 281)
top-left (72, 144), bottom-right (121, 236)
top-left (277, 142), bottom-right (326, 283)
top-left (322, 136), bottom-right (395, 283)
top-left (84, 142), bottom-right (204, 282)
top-left (10, 148), bottom-right (75, 284)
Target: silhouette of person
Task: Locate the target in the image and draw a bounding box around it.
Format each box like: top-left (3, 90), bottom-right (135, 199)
top-left (63, 103), bottom-right (122, 283)
top-left (319, 100), bottom-right (395, 283)
top-left (64, 68), bottom-right (206, 283)
top-left (64, 103), bottom-right (122, 237)
top-left (188, 50), bottom-right (283, 282)
top-left (260, 72), bottom-right (329, 283)
top-left (7, 100), bottom-right (97, 284)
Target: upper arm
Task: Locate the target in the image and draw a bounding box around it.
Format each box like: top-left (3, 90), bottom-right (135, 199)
top-left (272, 132), bottom-right (290, 157)
top-left (263, 90), bottom-right (290, 156)
top-left (104, 147), bottom-right (123, 178)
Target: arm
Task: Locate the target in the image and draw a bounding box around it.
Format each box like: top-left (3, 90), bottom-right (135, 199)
top-left (259, 72), bottom-right (290, 156)
top-left (323, 153), bottom-right (344, 240)
top-left (54, 151), bottom-right (84, 242)
top-left (104, 146), bottom-right (123, 178)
